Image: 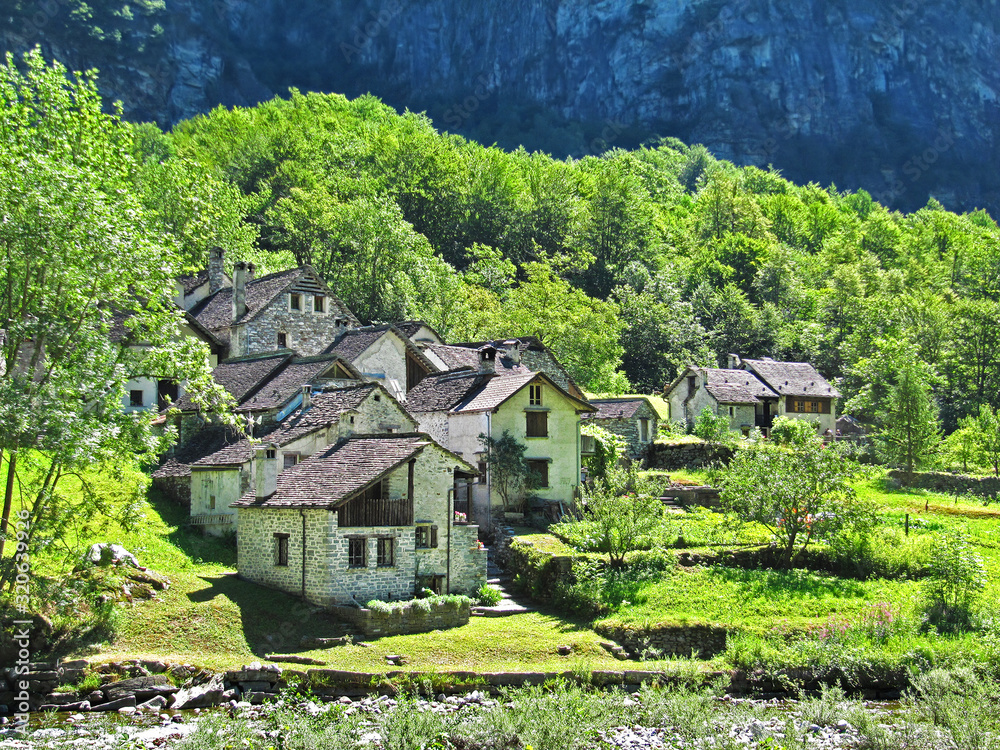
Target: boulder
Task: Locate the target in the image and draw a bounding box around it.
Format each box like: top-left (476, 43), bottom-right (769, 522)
top-left (172, 674), bottom-right (225, 709)
top-left (90, 696), bottom-right (137, 712)
top-left (85, 543), bottom-right (141, 569)
top-left (103, 675), bottom-right (178, 703)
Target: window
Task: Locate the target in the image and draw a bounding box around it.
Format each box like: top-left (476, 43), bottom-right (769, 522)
top-left (639, 418), bottom-right (650, 442)
top-left (728, 406), bottom-right (735, 418)
top-left (477, 461), bottom-right (488, 480)
top-left (526, 410), bottom-right (548, 437)
top-left (416, 524), bottom-right (438, 549)
top-left (527, 459), bottom-right (549, 489)
top-left (283, 453), bottom-right (299, 470)
top-left (348, 537), bottom-right (366, 568)
top-left (274, 534), bottom-right (289, 567)
top-left (209, 494), bottom-right (216, 510)
top-left (130, 389), bottom-right (144, 407)
top-left (529, 384), bottom-right (542, 406)
top-left (290, 293), bottom-right (302, 311)
top-left (377, 537), bottom-right (395, 567)
top-left (313, 295), bottom-right (325, 313)
top-left (265, 448), bottom-right (277, 460)
top-left (277, 332), bottom-right (287, 348)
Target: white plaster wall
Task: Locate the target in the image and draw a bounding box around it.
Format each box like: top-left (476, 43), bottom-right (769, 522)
top-left (354, 334), bottom-right (409, 401)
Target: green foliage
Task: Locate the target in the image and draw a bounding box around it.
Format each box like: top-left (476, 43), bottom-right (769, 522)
top-left (364, 594), bottom-right (473, 615)
top-left (576, 466), bottom-right (665, 567)
top-left (692, 407), bottom-right (731, 444)
top-left (923, 533), bottom-right (986, 633)
top-left (718, 440), bottom-right (871, 567)
top-left (874, 364), bottom-right (942, 474)
top-left (475, 583), bottom-right (503, 607)
top-left (770, 416), bottom-right (821, 447)
top-left (971, 404), bottom-right (1000, 476)
top-left (479, 430), bottom-right (529, 512)
top-left (580, 423), bottom-right (626, 481)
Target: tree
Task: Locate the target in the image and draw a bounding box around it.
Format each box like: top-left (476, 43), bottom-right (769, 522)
top-left (693, 407), bottom-right (731, 444)
top-left (942, 416), bottom-right (981, 474)
top-left (478, 431), bottom-right (530, 512)
top-left (580, 466), bottom-right (665, 567)
top-left (873, 364), bottom-right (941, 475)
top-left (580, 423), bottom-right (626, 482)
top-left (718, 440), bottom-right (869, 567)
top-left (971, 405), bottom-right (1000, 477)
top-left (0, 50), bottom-right (221, 576)
top-left (770, 416), bottom-right (820, 448)
top-left (924, 533), bottom-right (986, 633)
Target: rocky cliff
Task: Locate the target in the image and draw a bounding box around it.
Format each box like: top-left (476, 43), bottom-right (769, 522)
top-left (4, 0), bottom-right (999, 215)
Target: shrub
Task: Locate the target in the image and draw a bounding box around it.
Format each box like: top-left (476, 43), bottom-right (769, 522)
top-left (476, 583), bottom-right (503, 607)
top-left (923, 533), bottom-right (986, 633)
top-left (692, 407), bottom-right (731, 444)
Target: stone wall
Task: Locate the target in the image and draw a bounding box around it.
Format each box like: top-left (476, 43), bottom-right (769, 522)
top-left (449, 525), bottom-right (488, 597)
top-left (646, 442), bottom-right (734, 470)
top-left (240, 283), bottom-right (346, 358)
top-left (330, 597), bottom-right (471, 636)
top-left (887, 469), bottom-right (1000, 499)
top-left (589, 404), bottom-right (659, 459)
top-left (595, 623), bottom-right (727, 659)
top-left (153, 475), bottom-right (191, 505)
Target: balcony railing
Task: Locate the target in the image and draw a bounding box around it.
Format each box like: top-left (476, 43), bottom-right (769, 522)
top-left (338, 497), bottom-right (413, 528)
top-left (190, 513), bottom-right (234, 526)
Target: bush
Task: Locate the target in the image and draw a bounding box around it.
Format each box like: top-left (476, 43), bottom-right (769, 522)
top-left (475, 583), bottom-right (503, 607)
top-left (692, 407), bottom-right (731, 444)
top-left (923, 533), bottom-right (986, 633)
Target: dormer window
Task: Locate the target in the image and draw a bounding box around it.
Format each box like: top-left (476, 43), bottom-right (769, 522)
top-left (290, 293), bottom-right (302, 311)
top-left (529, 384), bottom-right (542, 406)
top-left (313, 295), bottom-right (325, 313)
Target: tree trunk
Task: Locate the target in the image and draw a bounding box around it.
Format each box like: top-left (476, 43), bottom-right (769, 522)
top-left (0, 451), bottom-right (16, 560)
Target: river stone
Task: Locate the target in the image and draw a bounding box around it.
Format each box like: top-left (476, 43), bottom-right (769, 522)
top-left (173, 674), bottom-right (225, 709)
top-left (90, 696), bottom-right (137, 712)
top-left (103, 675), bottom-right (177, 702)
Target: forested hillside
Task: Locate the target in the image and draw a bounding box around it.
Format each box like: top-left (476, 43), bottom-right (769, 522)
top-left (148, 90), bottom-right (1000, 430)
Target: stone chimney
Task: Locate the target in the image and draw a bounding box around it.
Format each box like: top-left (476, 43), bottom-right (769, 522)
top-left (255, 445), bottom-right (278, 500)
top-left (478, 345), bottom-right (497, 375)
top-left (728, 353), bottom-right (741, 370)
top-left (208, 247), bottom-right (226, 294)
top-left (232, 261), bottom-right (250, 322)
top-left (301, 385), bottom-right (312, 410)
top-left (503, 339), bottom-right (522, 365)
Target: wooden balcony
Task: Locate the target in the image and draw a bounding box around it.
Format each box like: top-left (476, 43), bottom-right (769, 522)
top-left (190, 513), bottom-right (233, 526)
top-left (338, 497), bottom-right (413, 528)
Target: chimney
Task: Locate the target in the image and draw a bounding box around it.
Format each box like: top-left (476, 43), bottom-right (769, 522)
top-left (477, 345), bottom-right (497, 375)
top-left (255, 445), bottom-right (278, 500)
top-left (301, 385), bottom-right (312, 410)
top-left (728, 353), bottom-right (741, 370)
top-left (208, 247), bottom-right (226, 294)
top-left (503, 340), bottom-right (521, 365)
top-left (232, 261), bottom-right (249, 322)
top-left (246, 262), bottom-right (256, 283)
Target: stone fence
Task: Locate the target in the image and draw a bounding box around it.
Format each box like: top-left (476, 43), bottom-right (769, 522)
top-left (646, 442), bottom-right (734, 470)
top-left (329, 597), bottom-right (471, 637)
top-left (887, 469), bottom-right (1000, 500)
top-left (595, 623), bottom-right (727, 659)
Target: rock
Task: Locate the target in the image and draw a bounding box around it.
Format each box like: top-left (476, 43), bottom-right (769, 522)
top-left (138, 695), bottom-right (168, 710)
top-left (172, 674), bottom-right (225, 709)
top-left (244, 691), bottom-right (276, 705)
top-left (85, 543), bottom-right (141, 568)
top-left (90, 695), bottom-right (137, 712)
top-left (38, 700), bottom-right (90, 712)
top-left (103, 675), bottom-right (178, 702)
top-left (264, 654), bottom-right (325, 666)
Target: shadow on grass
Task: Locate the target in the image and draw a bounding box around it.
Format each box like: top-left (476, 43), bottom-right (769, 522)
top-left (188, 574), bottom-right (353, 658)
top-left (147, 488), bottom-right (237, 567)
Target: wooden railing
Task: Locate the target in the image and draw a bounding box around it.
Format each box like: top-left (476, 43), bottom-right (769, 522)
top-left (190, 513), bottom-right (233, 526)
top-left (338, 497), bottom-right (413, 528)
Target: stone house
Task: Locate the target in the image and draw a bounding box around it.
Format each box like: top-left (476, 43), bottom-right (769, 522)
top-left (188, 256), bottom-right (358, 359)
top-left (736, 356), bottom-right (841, 436)
top-left (665, 367), bottom-right (777, 434)
top-left (323, 324), bottom-right (435, 401)
top-left (162, 383), bottom-right (415, 534)
top-left (423, 337), bottom-right (586, 399)
top-left (405, 349), bottom-right (596, 517)
top-left (582, 398), bottom-right (660, 459)
top-left (232, 434), bottom-right (487, 606)
top-left (395, 320), bottom-right (445, 349)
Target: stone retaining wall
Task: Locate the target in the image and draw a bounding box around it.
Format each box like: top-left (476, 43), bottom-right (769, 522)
top-left (646, 442), bottom-right (734, 470)
top-left (595, 623), bottom-right (727, 659)
top-left (887, 469), bottom-right (1000, 499)
top-left (329, 597), bottom-right (471, 636)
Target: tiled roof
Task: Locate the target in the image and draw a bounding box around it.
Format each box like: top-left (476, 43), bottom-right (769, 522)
top-left (453, 372), bottom-right (539, 413)
top-left (584, 399), bottom-right (648, 420)
top-left (426, 344), bottom-right (533, 377)
top-left (238, 355), bottom-right (356, 412)
top-left (178, 270), bottom-right (210, 296)
top-left (194, 384), bottom-right (385, 466)
top-left (741, 359), bottom-right (841, 398)
top-left (403, 369), bottom-right (481, 413)
top-left (188, 266), bottom-right (358, 336)
top-left (703, 368), bottom-right (777, 404)
top-left (173, 354), bottom-right (290, 411)
top-left (395, 320), bottom-right (442, 341)
top-left (232, 434), bottom-right (433, 508)
top-left (151, 426), bottom-right (247, 479)
top-left (324, 325), bottom-right (394, 362)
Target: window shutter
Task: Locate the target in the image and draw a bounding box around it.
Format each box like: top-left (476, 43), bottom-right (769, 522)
top-left (430, 525), bottom-right (438, 549)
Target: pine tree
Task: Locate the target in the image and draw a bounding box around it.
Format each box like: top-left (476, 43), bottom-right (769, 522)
top-left (875, 365), bottom-right (941, 476)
